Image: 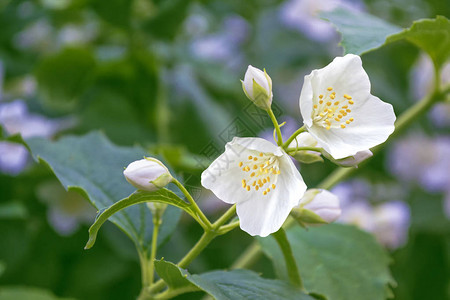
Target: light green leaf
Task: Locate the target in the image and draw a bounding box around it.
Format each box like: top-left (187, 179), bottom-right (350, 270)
top-left (24, 131), bottom-right (181, 252)
top-left (322, 9), bottom-right (450, 67)
top-left (154, 259), bottom-right (195, 290)
top-left (0, 286), bottom-right (74, 300)
top-left (180, 269), bottom-right (314, 300)
top-left (386, 16), bottom-right (450, 68)
top-left (85, 189), bottom-right (197, 249)
top-left (259, 224), bottom-right (395, 300)
top-left (320, 8), bottom-right (402, 55)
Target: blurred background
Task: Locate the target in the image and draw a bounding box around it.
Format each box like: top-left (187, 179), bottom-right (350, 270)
top-left (0, 0), bottom-right (449, 299)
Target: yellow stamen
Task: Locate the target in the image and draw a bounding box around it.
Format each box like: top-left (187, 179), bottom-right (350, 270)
top-left (248, 156), bottom-right (252, 160)
top-left (319, 95), bottom-right (323, 99)
top-left (349, 100), bottom-right (354, 105)
top-left (250, 172), bottom-right (255, 177)
top-left (253, 157), bottom-right (258, 161)
top-left (326, 126), bottom-right (331, 130)
top-left (239, 162), bottom-right (243, 167)
top-left (246, 186), bottom-right (250, 191)
top-left (327, 101), bottom-right (332, 106)
top-left (341, 124), bottom-right (346, 128)
top-left (259, 153), bottom-right (263, 157)
top-left (327, 87), bottom-right (333, 91)
top-left (272, 184), bottom-right (276, 189)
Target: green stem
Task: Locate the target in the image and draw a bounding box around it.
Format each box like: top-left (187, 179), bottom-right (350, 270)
top-left (212, 204), bottom-right (236, 229)
top-left (282, 126), bottom-right (305, 149)
top-left (172, 178), bottom-right (212, 229)
top-left (272, 228), bottom-right (304, 289)
top-left (285, 146), bottom-right (322, 153)
top-left (267, 108), bottom-right (283, 146)
top-left (178, 231), bottom-right (217, 268)
top-left (231, 85), bottom-right (450, 270)
top-left (148, 205), bottom-right (239, 295)
top-left (154, 286), bottom-right (201, 299)
top-left (148, 219), bottom-right (161, 286)
top-left (217, 221), bottom-right (240, 235)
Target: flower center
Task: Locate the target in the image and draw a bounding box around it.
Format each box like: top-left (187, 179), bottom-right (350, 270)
top-left (311, 87), bottom-right (355, 130)
top-left (238, 152), bottom-right (280, 196)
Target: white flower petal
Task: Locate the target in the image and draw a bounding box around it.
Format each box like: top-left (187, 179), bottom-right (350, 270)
top-left (308, 94), bottom-right (395, 158)
top-left (237, 152), bottom-right (306, 236)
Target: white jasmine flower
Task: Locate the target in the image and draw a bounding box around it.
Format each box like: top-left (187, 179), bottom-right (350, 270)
top-left (201, 137), bottom-right (307, 237)
top-left (293, 189), bottom-right (341, 224)
top-left (123, 158), bottom-right (173, 191)
top-left (242, 66), bottom-right (273, 110)
top-left (299, 54), bottom-right (396, 159)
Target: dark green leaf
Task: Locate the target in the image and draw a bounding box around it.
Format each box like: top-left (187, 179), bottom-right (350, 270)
top-left (85, 189), bottom-right (197, 249)
top-left (0, 286), bottom-right (74, 300)
top-left (259, 224), bottom-right (395, 300)
top-left (181, 268), bottom-right (314, 300)
top-left (154, 259), bottom-right (194, 290)
top-left (24, 131), bottom-right (181, 252)
top-left (0, 202), bottom-right (28, 220)
top-left (34, 48), bottom-right (96, 111)
top-left (320, 8), bottom-right (402, 55)
top-left (322, 9), bottom-right (450, 68)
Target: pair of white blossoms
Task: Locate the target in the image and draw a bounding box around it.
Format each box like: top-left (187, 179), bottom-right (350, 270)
top-left (125, 54), bottom-right (396, 237)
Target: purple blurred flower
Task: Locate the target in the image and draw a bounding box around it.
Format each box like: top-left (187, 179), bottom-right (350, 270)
top-left (0, 100), bottom-right (75, 175)
top-left (388, 134), bottom-right (450, 193)
top-left (279, 0), bottom-right (363, 42)
top-left (334, 180), bottom-right (411, 249)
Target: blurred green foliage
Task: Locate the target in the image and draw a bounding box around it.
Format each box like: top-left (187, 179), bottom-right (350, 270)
top-left (0, 0), bottom-right (449, 299)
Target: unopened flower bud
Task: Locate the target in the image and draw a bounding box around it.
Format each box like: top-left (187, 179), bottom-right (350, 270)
top-left (123, 158), bottom-right (172, 191)
top-left (241, 65), bottom-right (273, 110)
top-left (324, 150), bottom-right (373, 167)
top-left (291, 189), bottom-right (341, 225)
top-left (289, 132), bottom-right (323, 164)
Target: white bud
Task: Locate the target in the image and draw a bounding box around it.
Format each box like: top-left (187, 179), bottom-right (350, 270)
top-left (324, 150), bottom-right (373, 167)
top-left (241, 65), bottom-right (273, 110)
top-left (292, 189), bottom-right (341, 225)
top-left (289, 132), bottom-right (323, 164)
top-left (123, 158), bottom-right (172, 191)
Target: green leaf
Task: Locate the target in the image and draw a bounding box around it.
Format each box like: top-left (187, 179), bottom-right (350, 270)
top-left (0, 202), bottom-right (28, 220)
top-left (24, 131), bottom-right (181, 252)
top-left (155, 260), bottom-right (314, 299)
top-left (320, 8), bottom-right (402, 55)
top-left (0, 286), bottom-right (74, 300)
top-left (85, 189), bottom-right (197, 249)
top-left (34, 47), bottom-right (96, 111)
top-left (181, 269), bottom-right (314, 300)
top-left (154, 259), bottom-right (194, 290)
top-left (0, 261), bottom-right (5, 277)
top-left (259, 224), bottom-right (395, 300)
top-left (322, 9), bottom-right (450, 68)
top-left (386, 16), bottom-right (450, 68)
